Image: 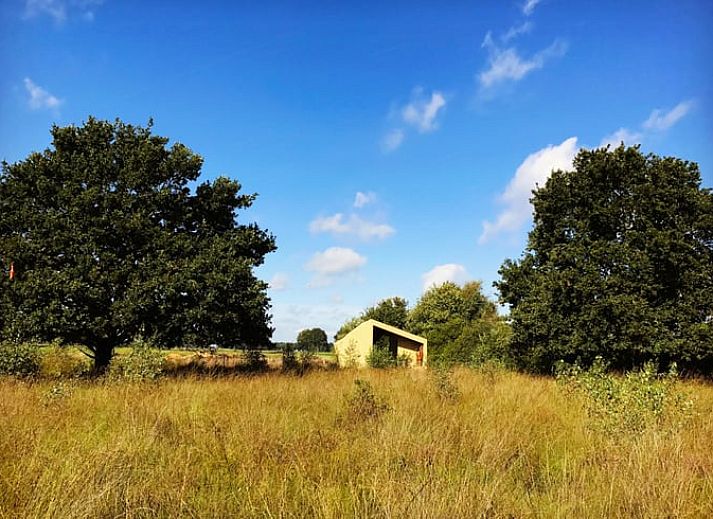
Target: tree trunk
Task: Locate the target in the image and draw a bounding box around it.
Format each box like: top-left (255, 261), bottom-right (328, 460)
top-left (93, 344), bottom-right (114, 373)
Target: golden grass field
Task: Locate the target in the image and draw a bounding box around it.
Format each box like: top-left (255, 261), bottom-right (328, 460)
top-left (1, 366), bottom-right (712, 518)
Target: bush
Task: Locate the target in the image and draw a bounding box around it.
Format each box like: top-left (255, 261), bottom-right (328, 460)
top-left (338, 339), bottom-right (360, 368)
top-left (243, 348), bottom-right (268, 372)
top-left (42, 382), bottom-right (74, 406)
top-left (556, 357), bottom-right (695, 436)
top-left (109, 339), bottom-right (165, 381)
top-left (367, 345), bottom-right (395, 369)
top-left (281, 344), bottom-right (299, 372)
top-left (437, 319), bottom-right (512, 367)
top-left (431, 366), bottom-right (461, 402)
top-left (344, 379), bottom-right (391, 421)
top-left (0, 342), bottom-right (40, 378)
top-left (40, 344), bottom-right (91, 379)
top-left (281, 344), bottom-right (314, 375)
top-left (396, 353), bottom-right (412, 368)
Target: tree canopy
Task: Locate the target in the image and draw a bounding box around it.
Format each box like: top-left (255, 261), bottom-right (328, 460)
top-left (334, 296), bottom-right (408, 340)
top-left (296, 328), bottom-right (329, 352)
top-left (334, 286), bottom-right (507, 365)
top-left (0, 118), bottom-right (276, 370)
top-left (408, 281), bottom-right (506, 363)
top-left (497, 145), bottom-right (713, 374)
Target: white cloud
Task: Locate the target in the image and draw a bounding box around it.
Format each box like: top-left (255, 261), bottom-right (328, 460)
top-left (479, 35), bottom-right (567, 90)
top-left (23, 0), bottom-right (103, 23)
top-left (23, 78), bottom-right (62, 111)
top-left (354, 191), bottom-right (376, 208)
top-left (642, 100), bottom-right (694, 131)
top-left (522, 0), bottom-right (542, 16)
top-left (600, 99), bottom-right (694, 148)
top-left (478, 99), bottom-right (694, 244)
top-left (310, 213), bottom-right (395, 241)
top-left (502, 21), bottom-right (533, 42)
top-left (268, 273), bottom-right (290, 291)
top-left (479, 137), bottom-right (578, 244)
top-left (305, 247), bottom-right (367, 287)
top-left (422, 264), bottom-right (470, 291)
top-left (381, 128), bottom-right (405, 152)
top-left (402, 90), bottom-right (447, 133)
top-left (24, 0), bottom-right (66, 22)
top-left (306, 247), bottom-right (366, 275)
top-left (599, 127), bottom-right (644, 148)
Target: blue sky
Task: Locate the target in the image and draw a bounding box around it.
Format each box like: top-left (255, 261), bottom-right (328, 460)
top-left (2, 0), bottom-right (711, 341)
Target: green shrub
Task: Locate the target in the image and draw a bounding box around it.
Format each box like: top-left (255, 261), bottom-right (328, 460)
top-left (281, 344), bottom-right (314, 375)
top-left (281, 344), bottom-right (299, 372)
top-left (242, 348), bottom-right (268, 372)
top-left (0, 342), bottom-right (40, 378)
top-left (40, 345), bottom-right (91, 379)
top-left (109, 339), bottom-right (165, 381)
top-left (367, 345), bottom-right (395, 369)
top-left (345, 379), bottom-right (391, 421)
top-left (556, 356), bottom-right (695, 436)
top-left (396, 353), bottom-right (412, 368)
top-left (431, 366), bottom-right (461, 402)
top-left (338, 339), bottom-right (360, 368)
top-left (42, 382), bottom-right (74, 406)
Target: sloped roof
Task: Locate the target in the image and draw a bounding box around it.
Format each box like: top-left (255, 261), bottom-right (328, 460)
top-left (360, 319), bottom-right (427, 344)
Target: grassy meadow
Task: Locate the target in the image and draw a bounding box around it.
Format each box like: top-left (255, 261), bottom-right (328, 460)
top-left (1, 364), bottom-right (713, 518)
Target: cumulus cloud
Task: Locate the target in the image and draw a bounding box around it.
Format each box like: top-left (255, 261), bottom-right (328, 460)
top-left (479, 34), bottom-right (567, 90)
top-left (305, 247), bottom-right (367, 287)
top-left (354, 191), bottom-right (376, 208)
top-left (23, 0), bottom-right (103, 23)
top-left (310, 213), bottom-right (395, 241)
top-left (402, 90), bottom-right (447, 133)
top-left (478, 99), bottom-right (694, 244)
top-left (642, 100), bottom-right (694, 131)
top-left (522, 0), bottom-right (542, 16)
top-left (268, 273), bottom-right (290, 291)
top-left (381, 128), bottom-right (405, 152)
top-left (23, 78), bottom-right (62, 111)
top-left (422, 264), bottom-right (470, 291)
top-left (479, 137), bottom-right (578, 244)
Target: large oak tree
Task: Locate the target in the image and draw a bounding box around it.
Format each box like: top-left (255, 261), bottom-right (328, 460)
top-left (0, 118), bottom-right (276, 370)
top-left (497, 145), bottom-right (713, 374)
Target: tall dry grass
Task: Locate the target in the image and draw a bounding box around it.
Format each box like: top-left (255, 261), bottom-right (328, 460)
top-left (1, 368), bottom-right (712, 518)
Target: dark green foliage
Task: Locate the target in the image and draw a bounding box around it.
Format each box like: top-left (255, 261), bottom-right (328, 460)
top-left (281, 344), bottom-right (299, 372)
top-left (0, 342), bottom-right (40, 377)
top-left (296, 327), bottom-right (329, 352)
top-left (367, 337), bottom-right (396, 369)
top-left (334, 297), bottom-right (408, 340)
top-left (242, 348), bottom-right (268, 372)
top-left (498, 145), bottom-right (713, 374)
top-left (0, 118), bottom-right (276, 370)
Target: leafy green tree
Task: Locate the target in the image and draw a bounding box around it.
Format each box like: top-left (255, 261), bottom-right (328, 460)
top-left (408, 281), bottom-right (501, 363)
top-left (497, 145), bottom-right (713, 374)
top-left (334, 296), bottom-right (408, 340)
top-left (296, 327), bottom-right (329, 352)
top-left (0, 118), bottom-right (276, 370)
